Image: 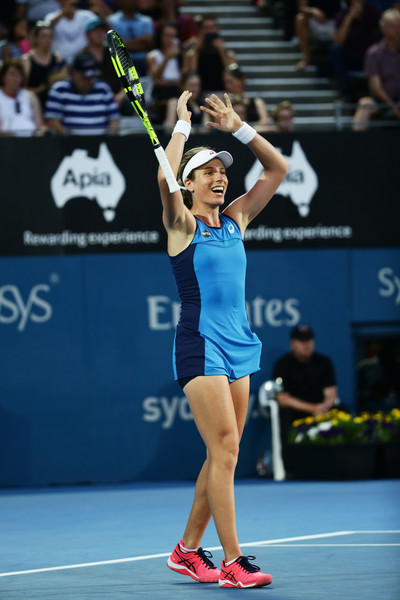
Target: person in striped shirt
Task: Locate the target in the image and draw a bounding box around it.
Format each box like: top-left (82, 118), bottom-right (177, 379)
top-left (44, 52), bottom-right (119, 135)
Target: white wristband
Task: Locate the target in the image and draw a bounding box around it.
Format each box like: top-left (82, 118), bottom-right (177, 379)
top-left (172, 120), bottom-right (191, 141)
top-left (232, 122), bottom-right (256, 144)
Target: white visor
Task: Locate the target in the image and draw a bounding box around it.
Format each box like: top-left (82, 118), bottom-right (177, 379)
top-left (182, 149), bottom-right (233, 185)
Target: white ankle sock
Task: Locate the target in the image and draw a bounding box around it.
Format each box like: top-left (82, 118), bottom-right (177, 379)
top-left (180, 540), bottom-right (198, 553)
top-left (225, 556), bottom-right (239, 566)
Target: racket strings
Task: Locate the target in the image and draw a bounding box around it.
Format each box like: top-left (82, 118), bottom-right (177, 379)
top-left (116, 50), bottom-right (130, 75)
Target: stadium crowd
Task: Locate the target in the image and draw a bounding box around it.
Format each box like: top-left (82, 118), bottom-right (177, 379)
top-left (0, 0), bottom-right (399, 135)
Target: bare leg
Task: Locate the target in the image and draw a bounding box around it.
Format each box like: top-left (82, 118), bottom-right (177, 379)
top-left (352, 96), bottom-right (378, 131)
top-left (181, 375), bottom-right (250, 561)
top-left (181, 458), bottom-right (211, 549)
top-left (295, 13), bottom-right (311, 70)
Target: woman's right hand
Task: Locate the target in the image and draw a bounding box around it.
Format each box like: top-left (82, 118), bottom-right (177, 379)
top-left (176, 90), bottom-right (192, 123)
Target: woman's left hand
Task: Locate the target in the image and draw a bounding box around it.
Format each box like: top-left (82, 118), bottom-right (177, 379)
top-left (200, 93), bottom-right (243, 133)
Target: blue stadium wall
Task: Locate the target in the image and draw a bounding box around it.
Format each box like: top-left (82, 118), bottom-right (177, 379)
top-left (0, 131), bottom-right (399, 487)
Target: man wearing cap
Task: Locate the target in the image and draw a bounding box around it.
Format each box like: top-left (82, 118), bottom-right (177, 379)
top-left (45, 51), bottom-right (119, 134)
top-left (272, 325), bottom-right (338, 465)
top-left (83, 16), bottom-right (125, 105)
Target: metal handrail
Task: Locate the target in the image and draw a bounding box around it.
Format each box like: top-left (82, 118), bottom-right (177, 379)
top-left (258, 380), bottom-right (286, 481)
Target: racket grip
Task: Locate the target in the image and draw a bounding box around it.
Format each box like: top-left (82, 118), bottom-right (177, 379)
top-left (154, 146), bottom-right (180, 194)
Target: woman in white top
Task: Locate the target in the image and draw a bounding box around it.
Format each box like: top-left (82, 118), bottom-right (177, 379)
top-left (0, 59), bottom-right (43, 136)
top-left (44, 0), bottom-right (96, 64)
top-left (146, 22), bottom-right (190, 122)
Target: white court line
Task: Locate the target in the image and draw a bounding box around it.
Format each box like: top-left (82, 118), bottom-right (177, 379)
top-left (251, 544), bottom-right (400, 547)
top-left (1, 530), bottom-right (399, 578)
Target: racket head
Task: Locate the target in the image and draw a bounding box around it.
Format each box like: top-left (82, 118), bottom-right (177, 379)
top-left (107, 29), bottom-right (159, 146)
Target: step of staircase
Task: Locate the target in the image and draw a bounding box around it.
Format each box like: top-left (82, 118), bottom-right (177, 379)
top-left (221, 29), bottom-right (283, 41)
top-left (236, 52), bottom-right (302, 65)
top-left (184, 4), bottom-right (261, 16)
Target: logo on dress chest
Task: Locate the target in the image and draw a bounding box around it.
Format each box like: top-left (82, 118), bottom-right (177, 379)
top-left (202, 230), bottom-right (212, 237)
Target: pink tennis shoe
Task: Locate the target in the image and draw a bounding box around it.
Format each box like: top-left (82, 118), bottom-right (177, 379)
top-left (167, 540), bottom-right (221, 583)
top-left (219, 555), bottom-right (273, 588)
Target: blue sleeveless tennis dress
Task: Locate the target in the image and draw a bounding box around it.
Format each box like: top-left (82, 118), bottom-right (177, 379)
top-left (169, 214), bottom-right (261, 382)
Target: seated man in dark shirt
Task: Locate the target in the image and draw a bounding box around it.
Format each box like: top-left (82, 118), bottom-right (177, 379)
top-left (272, 325), bottom-right (338, 469)
top-left (353, 8), bottom-right (400, 130)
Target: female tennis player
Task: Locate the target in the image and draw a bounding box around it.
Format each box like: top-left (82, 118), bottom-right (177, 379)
top-left (158, 90), bottom-right (289, 589)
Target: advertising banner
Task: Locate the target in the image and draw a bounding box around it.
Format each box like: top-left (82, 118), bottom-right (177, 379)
top-left (0, 130), bottom-right (399, 257)
top-left (0, 249), bottom-right (353, 486)
top-left (351, 248), bottom-right (400, 323)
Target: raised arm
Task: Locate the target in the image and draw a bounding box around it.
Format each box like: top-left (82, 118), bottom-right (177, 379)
top-left (157, 90), bottom-right (196, 252)
top-left (201, 93), bottom-right (289, 233)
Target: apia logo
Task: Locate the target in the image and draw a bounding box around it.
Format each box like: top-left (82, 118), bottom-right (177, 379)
top-left (50, 143), bottom-right (126, 222)
top-left (0, 284), bottom-right (53, 332)
top-left (245, 141), bottom-right (318, 217)
top-left (378, 267), bottom-right (400, 305)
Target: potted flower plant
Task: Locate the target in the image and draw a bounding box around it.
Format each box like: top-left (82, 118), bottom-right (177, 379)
top-left (286, 408), bottom-right (400, 479)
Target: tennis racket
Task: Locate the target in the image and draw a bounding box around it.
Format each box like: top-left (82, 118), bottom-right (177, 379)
top-left (107, 29), bottom-right (180, 193)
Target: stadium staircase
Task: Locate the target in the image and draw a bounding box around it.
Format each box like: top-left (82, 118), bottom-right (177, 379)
top-left (184, 0), bottom-right (343, 130)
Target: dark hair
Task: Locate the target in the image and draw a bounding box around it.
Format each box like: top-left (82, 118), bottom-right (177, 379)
top-left (7, 17), bottom-right (28, 43)
top-left (224, 63), bottom-right (245, 82)
top-left (0, 59), bottom-right (26, 87)
top-left (155, 21), bottom-right (178, 49)
top-left (271, 100), bottom-right (295, 121)
top-left (197, 14), bottom-right (218, 29)
top-left (180, 69), bottom-right (200, 87)
top-left (177, 145), bottom-right (214, 209)
top-left (31, 20), bottom-right (52, 40)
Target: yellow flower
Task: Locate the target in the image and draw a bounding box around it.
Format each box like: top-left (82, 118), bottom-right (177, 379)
top-left (354, 417), bottom-right (363, 424)
top-left (340, 413), bottom-right (352, 421)
top-left (337, 411), bottom-right (350, 420)
top-left (293, 419), bottom-right (304, 427)
top-left (331, 419), bottom-right (339, 426)
top-left (305, 417), bottom-right (315, 424)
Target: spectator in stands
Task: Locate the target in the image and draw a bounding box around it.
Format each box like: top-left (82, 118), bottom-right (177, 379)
top-left (164, 70), bottom-right (209, 132)
top-left (270, 100), bottom-right (295, 131)
top-left (86, 0), bottom-right (115, 20)
top-left (353, 8), bottom-right (400, 130)
top-left (108, 0), bottom-right (155, 76)
top-left (229, 96), bottom-right (248, 122)
top-left (330, 0), bottom-right (380, 101)
top-left (184, 14), bottom-right (236, 96)
top-left (262, 0), bottom-right (297, 42)
top-left (2, 17), bottom-right (31, 61)
top-left (136, 0), bottom-right (159, 20)
top-left (0, 58), bottom-right (44, 136)
top-left (82, 16), bottom-right (126, 110)
top-left (14, 0), bottom-right (61, 27)
top-left (0, 1), bottom-right (15, 30)
top-left (146, 21), bottom-right (187, 121)
top-left (357, 340), bottom-right (400, 411)
top-left (21, 20), bottom-right (68, 109)
top-left (293, 0), bottom-right (342, 70)
top-left (154, 0), bottom-right (197, 50)
top-left (223, 63), bottom-right (270, 129)
top-left (272, 325), bottom-right (338, 470)
top-left (45, 0), bottom-right (96, 64)
top-left (45, 51), bottom-right (119, 134)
